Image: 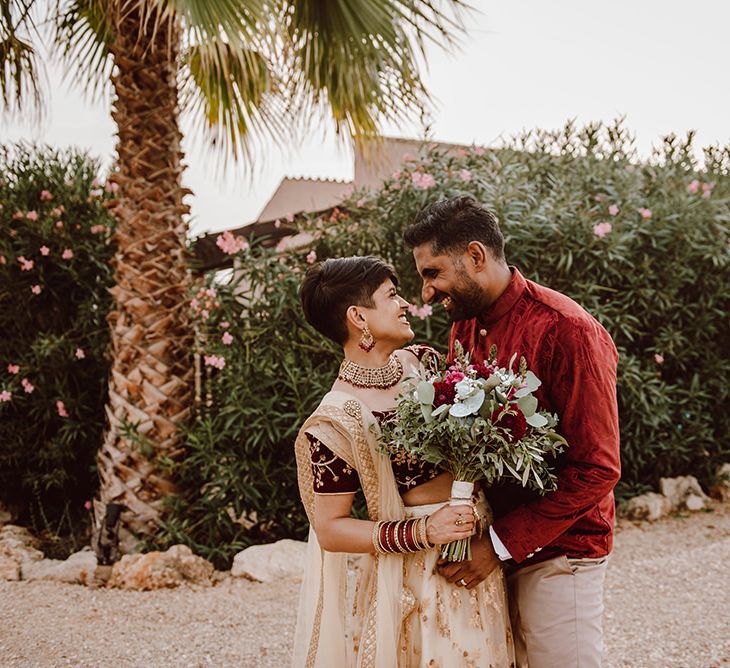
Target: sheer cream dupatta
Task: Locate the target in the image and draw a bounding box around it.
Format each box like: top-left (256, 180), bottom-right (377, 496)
top-left (292, 390), bottom-right (405, 668)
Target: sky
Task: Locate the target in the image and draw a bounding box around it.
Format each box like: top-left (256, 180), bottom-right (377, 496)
top-left (2, 0), bottom-right (729, 238)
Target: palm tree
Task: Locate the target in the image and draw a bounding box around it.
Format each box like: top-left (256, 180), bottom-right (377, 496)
top-left (0, 0), bottom-right (465, 551)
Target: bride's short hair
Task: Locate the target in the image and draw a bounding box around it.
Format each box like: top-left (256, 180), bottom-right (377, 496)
top-left (300, 256), bottom-right (398, 344)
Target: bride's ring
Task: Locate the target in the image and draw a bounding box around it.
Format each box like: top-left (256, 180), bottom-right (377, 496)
top-left (455, 517), bottom-right (465, 526)
top-left (457, 578), bottom-right (467, 587)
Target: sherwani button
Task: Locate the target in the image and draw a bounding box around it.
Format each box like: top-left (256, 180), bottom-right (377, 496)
top-left (479, 328), bottom-right (488, 337)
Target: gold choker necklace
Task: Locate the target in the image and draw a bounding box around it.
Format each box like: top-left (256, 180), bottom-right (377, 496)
top-left (338, 354), bottom-right (403, 389)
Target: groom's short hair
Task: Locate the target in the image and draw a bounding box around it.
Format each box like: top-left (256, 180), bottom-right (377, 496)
top-left (403, 195), bottom-right (505, 260)
top-left (299, 256), bottom-right (398, 344)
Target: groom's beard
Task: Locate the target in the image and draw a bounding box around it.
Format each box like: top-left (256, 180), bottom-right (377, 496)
top-left (437, 275), bottom-right (486, 322)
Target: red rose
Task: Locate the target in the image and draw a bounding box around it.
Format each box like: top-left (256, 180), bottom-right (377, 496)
top-left (491, 405), bottom-right (528, 442)
top-left (471, 362), bottom-right (494, 380)
top-left (433, 381), bottom-right (456, 407)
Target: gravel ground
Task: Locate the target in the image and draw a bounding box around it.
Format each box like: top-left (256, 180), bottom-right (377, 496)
top-left (1, 502), bottom-right (728, 668)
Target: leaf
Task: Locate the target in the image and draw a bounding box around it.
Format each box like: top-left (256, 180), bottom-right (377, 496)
top-left (526, 412), bottom-right (548, 428)
top-left (517, 394), bottom-right (538, 417)
top-left (417, 380), bottom-right (435, 405)
top-left (524, 371), bottom-right (542, 392)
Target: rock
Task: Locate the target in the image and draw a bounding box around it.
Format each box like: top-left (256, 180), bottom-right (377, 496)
top-left (0, 525), bottom-right (44, 580)
top-left (108, 544), bottom-right (214, 590)
top-left (231, 539), bottom-right (307, 583)
top-left (709, 463), bottom-right (730, 502)
top-left (659, 476), bottom-right (710, 511)
top-left (623, 493), bottom-right (671, 522)
top-left (23, 548), bottom-right (97, 585)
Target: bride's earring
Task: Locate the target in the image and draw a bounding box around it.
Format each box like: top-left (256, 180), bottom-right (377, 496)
top-left (358, 325), bottom-right (375, 352)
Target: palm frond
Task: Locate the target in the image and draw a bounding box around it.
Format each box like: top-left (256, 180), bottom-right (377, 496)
top-left (280, 0), bottom-right (468, 140)
top-left (0, 0), bottom-right (45, 117)
top-left (179, 37), bottom-right (289, 166)
top-left (53, 0), bottom-right (114, 102)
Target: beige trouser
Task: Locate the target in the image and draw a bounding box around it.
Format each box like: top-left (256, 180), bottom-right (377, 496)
top-left (507, 554), bottom-right (609, 668)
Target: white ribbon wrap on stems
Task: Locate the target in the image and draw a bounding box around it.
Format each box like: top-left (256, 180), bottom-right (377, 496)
top-left (449, 480), bottom-right (474, 506)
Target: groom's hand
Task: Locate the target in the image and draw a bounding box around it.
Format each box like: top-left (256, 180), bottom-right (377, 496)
top-left (437, 533), bottom-right (500, 590)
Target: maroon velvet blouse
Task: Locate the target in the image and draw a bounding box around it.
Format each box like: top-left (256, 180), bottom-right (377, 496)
top-left (307, 345), bottom-right (441, 495)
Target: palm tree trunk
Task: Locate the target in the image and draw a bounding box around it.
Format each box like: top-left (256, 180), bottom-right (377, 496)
top-left (95, 3), bottom-right (193, 554)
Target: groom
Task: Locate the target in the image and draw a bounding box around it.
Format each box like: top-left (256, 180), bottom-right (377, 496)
top-left (404, 195), bottom-right (621, 667)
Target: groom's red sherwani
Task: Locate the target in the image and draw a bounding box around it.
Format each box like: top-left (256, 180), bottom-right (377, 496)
top-left (449, 267), bottom-right (621, 566)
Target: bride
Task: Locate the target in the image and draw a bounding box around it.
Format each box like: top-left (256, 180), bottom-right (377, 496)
top-left (292, 255), bottom-right (514, 667)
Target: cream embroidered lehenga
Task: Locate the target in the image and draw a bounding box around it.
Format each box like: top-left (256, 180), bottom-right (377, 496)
top-left (292, 391), bottom-right (515, 667)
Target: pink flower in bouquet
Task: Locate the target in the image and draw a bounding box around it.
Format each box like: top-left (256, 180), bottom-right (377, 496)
top-left (0, 390), bottom-right (11, 402)
top-left (459, 169), bottom-right (472, 182)
top-left (433, 381), bottom-right (456, 408)
top-left (608, 204), bottom-right (619, 216)
top-left (21, 378), bottom-right (34, 393)
top-left (40, 246), bottom-right (50, 256)
top-left (31, 285), bottom-right (41, 295)
top-left (221, 332), bottom-right (233, 345)
top-left (62, 249), bottom-right (73, 260)
top-left (26, 210), bottom-right (38, 221)
top-left (444, 369), bottom-right (465, 384)
top-left (7, 364), bottom-right (20, 374)
top-left (56, 400), bottom-right (68, 417)
top-left (492, 406), bottom-right (528, 443)
top-left (593, 222), bottom-right (612, 238)
top-left (40, 190), bottom-right (53, 201)
top-left (688, 179), bottom-right (700, 194)
top-left (638, 207), bottom-right (652, 219)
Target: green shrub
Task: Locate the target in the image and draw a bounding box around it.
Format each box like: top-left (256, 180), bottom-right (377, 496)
top-left (158, 120), bottom-right (729, 567)
top-left (0, 144), bottom-right (117, 551)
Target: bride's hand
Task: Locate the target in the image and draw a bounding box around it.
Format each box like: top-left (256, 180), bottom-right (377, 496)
top-left (425, 505), bottom-right (475, 545)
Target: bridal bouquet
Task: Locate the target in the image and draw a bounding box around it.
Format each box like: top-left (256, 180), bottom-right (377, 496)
top-left (379, 342), bottom-right (567, 561)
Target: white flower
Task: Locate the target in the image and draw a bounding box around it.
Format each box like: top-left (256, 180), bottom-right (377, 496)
top-left (455, 379), bottom-right (475, 399)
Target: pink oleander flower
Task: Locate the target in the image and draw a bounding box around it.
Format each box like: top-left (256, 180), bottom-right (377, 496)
top-left (55, 221), bottom-right (63, 229)
top-left (638, 207), bottom-right (652, 219)
top-left (474, 147), bottom-right (486, 156)
top-left (221, 332), bottom-right (233, 345)
top-left (105, 182), bottom-right (119, 193)
top-left (40, 246), bottom-right (50, 256)
top-left (205, 287), bottom-right (217, 298)
top-left (56, 400), bottom-right (68, 417)
top-left (411, 172), bottom-right (436, 189)
top-left (50, 207), bottom-right (63, 218)
top-left (31, 285), bottom-right (42, 295)
top-left (0, 390), bottom-right (11, 402)
top-left (594, 194), bottom-right (604, 202)
top-left (40, 190), bottom-right (53, 201)
top-left (702, 182), bottom-right (715, 198)
top-left (200, 309), bottom-right (209, 320)
top-left (216, 230), bottom-right (249, 255)
top-left (12, 211), bottom-right (24, 220)
top-left (306, 250), bottom-right (317, 264)
top-left (26, 210), bottom-right (38, 221)
top-left (608, 205), bottom-right (619, 216)
top-left (688, 179), bottom-right (700, 194)
top-left (220, 321), bottom-right (230, 329)
top-left (62, 249), bottom-right (74, 259)
top-left (90, 225), bottom-right (106, 233)
top-left (203, 354), bottom-right (226, 370)
top-left (7, 364), bottom-right (20, 374)
top-left (92, 177), bottom-right (102, 187)
top-left (89, 188), bottom-right (104, 198)
top-left (593, 222), bottom-right (613, 238)
top-left (654, 353), bottom-right (664, 364)
top-left (84, 500), bottom-right (92, 510)
top-left (459, 169), bottom-right (472, 182)
top-left (18, 256), bottom-right (34, 271)
top-left (21, 378), bottom-right (34, 393)
top-left (391, 170), bottom-right (402, 180)
top-left (274, 219), bottom-right (282, 229)
top-left (75, 348), bottom-right (85, 360)
top-left (407, 303), bottom-right (433, 320)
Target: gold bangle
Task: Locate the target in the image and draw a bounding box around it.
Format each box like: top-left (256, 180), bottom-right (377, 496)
top-left (420, 515), bottom-right (433, 549)
top-left (372, 521), bottom-right (385, 554)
